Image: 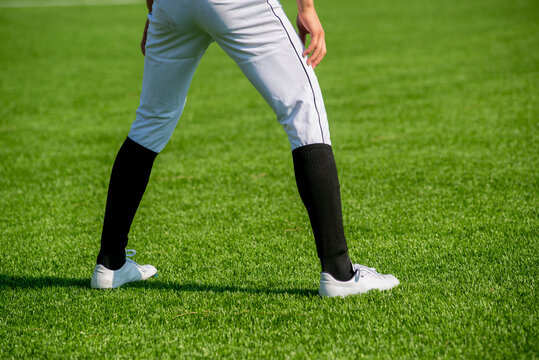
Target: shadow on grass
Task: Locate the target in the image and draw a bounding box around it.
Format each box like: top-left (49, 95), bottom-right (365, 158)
top-left (0, 275), bottom-right (318, 297)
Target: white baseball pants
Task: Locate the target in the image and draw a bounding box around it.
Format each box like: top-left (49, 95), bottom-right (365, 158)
top-left (128, 0), bottom-right (331, 153)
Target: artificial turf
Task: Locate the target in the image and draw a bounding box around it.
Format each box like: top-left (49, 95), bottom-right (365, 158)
top-left (0, 0), bottom-right (537, 358)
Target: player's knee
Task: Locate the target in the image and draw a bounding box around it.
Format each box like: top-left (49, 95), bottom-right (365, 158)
top-left (129, 112), bottom-right (181, 153)
top-left (276, 99), bottom-right (330, 150)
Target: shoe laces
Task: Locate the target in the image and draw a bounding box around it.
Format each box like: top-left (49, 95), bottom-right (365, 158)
top-left (125, 249), bottom-right (144, 270)
top-left (353, 264), bottom-right (384, 279)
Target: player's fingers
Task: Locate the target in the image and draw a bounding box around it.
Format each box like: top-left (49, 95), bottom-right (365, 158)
top-left (310, 38), bottom-right (327, 68)
top-left (141, 19), bottom-right (149, 56)
top-left (304, 29), bottom-right (323, 55)
top-left (311, 42), bottom-right (327, 68)
top-left (141, 34), bottom-right (146, 55)
top-left (309, 38), bottom-right (321, 63)
top-left (303, 37), bottom-right (317, 58)
top-left (141, 34), bottom-right (147, 56)
top-left (305, 33), bottom-right (325, 67)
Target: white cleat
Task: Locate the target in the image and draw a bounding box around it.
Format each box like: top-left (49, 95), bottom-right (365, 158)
top-left (319, 264), bottom-right (399, 297)
top-left (91, 250), bottom-right (157, 289)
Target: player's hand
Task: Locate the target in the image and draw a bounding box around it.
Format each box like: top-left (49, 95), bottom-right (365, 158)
top-left (141, 18), bottom-right (149, 56)
top-left (296, 9), bottom-right (326, 69)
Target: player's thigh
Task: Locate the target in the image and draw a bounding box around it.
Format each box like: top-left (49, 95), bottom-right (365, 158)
top-left (130, 10), bottom-right (212, 153)
top-left (200, 0), bottom-right (330, 149)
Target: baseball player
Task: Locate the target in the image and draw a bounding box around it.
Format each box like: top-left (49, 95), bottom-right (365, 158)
top-left (91, 0), bottom-right (399, 297)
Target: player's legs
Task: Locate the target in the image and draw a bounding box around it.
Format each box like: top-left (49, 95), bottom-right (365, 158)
top-left (195, 0), bottom-right (353, 280)
top-left (96, 4), bottom-right (212, 271)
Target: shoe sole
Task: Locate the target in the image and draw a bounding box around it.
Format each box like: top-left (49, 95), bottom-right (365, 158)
top-left (319, 276), bottom-right (399, 297)
top-left (91, 270), bottom-right (158, 289)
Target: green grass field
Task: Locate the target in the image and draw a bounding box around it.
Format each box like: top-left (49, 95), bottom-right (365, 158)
top-left (1, 0), bottom-right (537, 358)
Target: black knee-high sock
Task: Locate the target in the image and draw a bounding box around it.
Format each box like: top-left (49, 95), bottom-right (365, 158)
top-left (292, 144), bottom-right (354, 281)
top-left (96, 137), bottom-right (157, 270)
